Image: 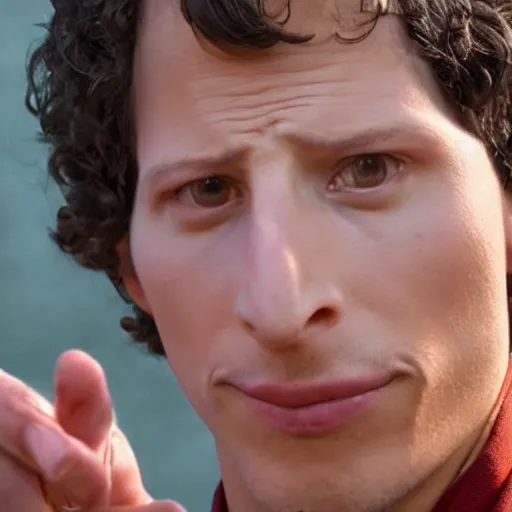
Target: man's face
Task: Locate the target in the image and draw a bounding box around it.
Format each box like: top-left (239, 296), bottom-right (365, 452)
top-left (126, 1), bottom-right (511, 510)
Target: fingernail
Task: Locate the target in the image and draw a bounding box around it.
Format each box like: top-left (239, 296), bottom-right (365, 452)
top-left (24, 423), bottom-right (69, 479)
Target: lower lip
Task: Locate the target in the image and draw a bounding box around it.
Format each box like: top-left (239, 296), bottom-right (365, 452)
top-left (243, 388), bottom-right (383, 436)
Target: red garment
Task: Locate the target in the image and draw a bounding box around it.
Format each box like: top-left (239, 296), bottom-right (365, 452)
top-left (432, 361), bottom-right (512, 512)
top-left (211, 362), bottom-right (512, 512)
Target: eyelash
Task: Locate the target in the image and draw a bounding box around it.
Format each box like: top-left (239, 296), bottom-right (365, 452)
top-left (164, 152), bottom-right (406, 212)
top-left (328, 153), bottom-right (405, 193)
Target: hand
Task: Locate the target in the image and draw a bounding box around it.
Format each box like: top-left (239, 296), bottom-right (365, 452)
top-left (105, 502), bottom-right (187, 512)
top-left (0, 350), bottom-right (187, 511)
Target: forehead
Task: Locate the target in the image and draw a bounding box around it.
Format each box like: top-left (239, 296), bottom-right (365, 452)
top-left (133, 0), bottom-right (452, 170)
top-left (135, 0), bottom-right (410, 78)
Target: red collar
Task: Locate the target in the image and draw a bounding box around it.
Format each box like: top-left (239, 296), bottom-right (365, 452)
top-left (211, 482), bottom-right (228, 512)
top-left (211, 360), bottom-right (512, 512)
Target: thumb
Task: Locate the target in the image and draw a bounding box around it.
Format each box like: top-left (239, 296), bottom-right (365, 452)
top-left (54, 350), bottom-right (113, 451)
top-left (54, 350), bottom-right (151, 505)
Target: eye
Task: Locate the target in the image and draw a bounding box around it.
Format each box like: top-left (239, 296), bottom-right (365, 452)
top-left (327, 154), bottom-right (403, 192)
top-left (176, 176), bottom-right (241, 208)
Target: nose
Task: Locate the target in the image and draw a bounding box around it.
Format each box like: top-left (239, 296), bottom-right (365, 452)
top-left (234, 188), bottom-right (344, 350)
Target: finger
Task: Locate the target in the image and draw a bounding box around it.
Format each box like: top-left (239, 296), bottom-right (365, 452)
top-left (0, 368), bottom-right (109, 509)
top-left (109, 427), bottom-right (152, 506)
top-left (105, 500), bottom-right (188, 512)
top-left (54, 350), bottom-right (113, 451)
top-left (24, 422), bottom-right (110, 509)
top-left (0, 450), bottom-right (51, 512)
top-left (54, 351), bottom-right (152, 506)
top-left (0, 370), bottom-right (109, 509)
top-left (0, 368), bottom-right (56, 470)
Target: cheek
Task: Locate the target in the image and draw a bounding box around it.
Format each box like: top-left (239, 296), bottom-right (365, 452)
top-left (129, 219), bottom-right (239, 412)
top-left (365, 170), bottom-right (508, 419)
top-left (413, 176), bottom-right (506, 350)
top-left (394, 177), bottom-right (505, 352)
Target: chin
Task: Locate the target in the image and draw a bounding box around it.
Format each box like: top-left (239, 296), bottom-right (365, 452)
top-left (236, 470), bottom-right (409, 512)
top-left (219, 433), bottom-right (426, 512)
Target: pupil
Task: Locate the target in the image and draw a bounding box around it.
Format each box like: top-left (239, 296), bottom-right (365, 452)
top-left (358, 156), bottom-right (380, 176)
top-left (353, 156), bottom-right (386, 186)
top-left (200, 178), bottom-right (224, 196)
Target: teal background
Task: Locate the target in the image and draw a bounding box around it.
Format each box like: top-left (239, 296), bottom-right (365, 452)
top-left (0, 3), bottom-right (220, 510)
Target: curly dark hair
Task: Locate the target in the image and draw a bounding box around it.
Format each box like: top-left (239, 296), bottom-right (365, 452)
top-left (26, 0), bottom-right (512, 356)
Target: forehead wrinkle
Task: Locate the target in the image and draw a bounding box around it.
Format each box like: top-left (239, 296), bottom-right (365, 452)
top-left (139, 108), bottom-right (459, 193)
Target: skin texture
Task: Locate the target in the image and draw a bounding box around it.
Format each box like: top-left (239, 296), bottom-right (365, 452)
top-left (117, 1), bottom-right (512, 511)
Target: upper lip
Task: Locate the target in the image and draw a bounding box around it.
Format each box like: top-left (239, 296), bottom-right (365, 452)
top-left (234, 373), bottom-right (393, 409)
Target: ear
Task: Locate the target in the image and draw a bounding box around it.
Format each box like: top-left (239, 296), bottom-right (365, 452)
top-left (116, 236), bottom-right (152, 315)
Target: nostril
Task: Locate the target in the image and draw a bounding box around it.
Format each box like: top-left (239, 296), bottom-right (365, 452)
top-left (309, 307), bottom-right (338, 327)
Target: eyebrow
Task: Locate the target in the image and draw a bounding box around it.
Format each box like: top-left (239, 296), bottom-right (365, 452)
top-left (140, 145), bottom-right (251, 192)
top-left (279, 124), bottom-right (432, 155)
top-left (140, 120), bottom-right (444, 191)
